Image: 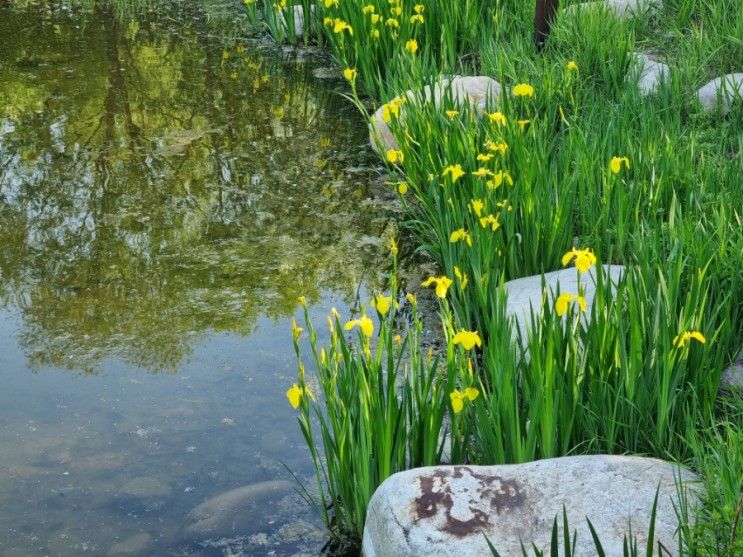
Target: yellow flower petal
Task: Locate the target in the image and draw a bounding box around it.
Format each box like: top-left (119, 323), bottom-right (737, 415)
top-left (286, 384), bottom-right (302, 408)
top-left (450, 391), bottom-right (464, 414)
top-left (452, 330), bottom-right (482, 350)
top-left (464, 387), bottom-right (479, 401)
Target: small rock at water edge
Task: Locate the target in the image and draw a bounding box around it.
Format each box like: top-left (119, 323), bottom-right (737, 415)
top-left (370, 76), bottom-right (501, 154)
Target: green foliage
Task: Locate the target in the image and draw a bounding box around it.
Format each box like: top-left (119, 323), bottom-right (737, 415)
top-left (290, 255), bottom-right (460, 538)
top-left (274, 0), bottom-right (743, 551)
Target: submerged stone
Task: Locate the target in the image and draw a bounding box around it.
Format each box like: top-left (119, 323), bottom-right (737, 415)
top-left (185, 480), bottom-right (295, 538)
top-left (118, 476), bottom-right (170, 499)
top-left (362, 455), bottom-right (698, 557)
top-left (107, 533), bottom-right (153, 556)
top-left (369, 76), bottom-right (502, 154)
top-left (697, 73), bottom-right (743, 114)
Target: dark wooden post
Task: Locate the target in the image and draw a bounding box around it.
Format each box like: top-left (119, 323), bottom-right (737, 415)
top-left (535, 0), bottom-right (559, 51)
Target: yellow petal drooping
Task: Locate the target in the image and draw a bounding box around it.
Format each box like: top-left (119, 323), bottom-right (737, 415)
top-left (673, 331), bottom-right (707, 348)
top-left (286, 384), bottom-right (302, 408)
top-left (450, 391), bottom-right (464, 414)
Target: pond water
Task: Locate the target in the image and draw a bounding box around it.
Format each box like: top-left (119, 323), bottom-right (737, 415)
top-left (0, 2), bottom-right (387, 555)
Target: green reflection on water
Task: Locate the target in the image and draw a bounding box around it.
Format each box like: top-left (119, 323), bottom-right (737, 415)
top-left (0, 1), bottom-right (383, 372)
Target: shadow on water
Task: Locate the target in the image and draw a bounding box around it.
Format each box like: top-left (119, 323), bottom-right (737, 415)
top-left (0, 1), bottom-right (385, 555)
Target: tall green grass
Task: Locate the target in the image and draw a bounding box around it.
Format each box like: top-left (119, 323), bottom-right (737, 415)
top-left (274, 0), bottom-right (743, 550)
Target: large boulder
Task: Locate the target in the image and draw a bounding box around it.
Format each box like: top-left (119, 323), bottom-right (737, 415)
top-left (362, 455), bottom-right (698, 557)
top-left (563, 0), bottom-right (662, 18)
top-left (370, 76), bottom-right (501, 154)
top-left (697, 73), bottom-right (743, 114)
top-left (629, 52), bottom-right (670, 95)
top-left (504, 265), bottom-right (625, 339)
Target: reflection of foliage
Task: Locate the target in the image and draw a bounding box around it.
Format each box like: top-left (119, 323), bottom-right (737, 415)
top-left (0, 2), bottom-right (383, 372)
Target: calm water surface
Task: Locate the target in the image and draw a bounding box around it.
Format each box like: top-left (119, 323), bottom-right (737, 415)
top-left (0, 2), bottom-right (385, 555)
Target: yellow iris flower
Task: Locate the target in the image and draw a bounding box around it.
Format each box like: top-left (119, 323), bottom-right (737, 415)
top-left (449, 228), bottom-right (473, 247)
top-left (371, 294), bottom-right (393, 316)
top-left (442, 164), bottom-right (465, 183)
top-left (673, 331), bottom-right (706, 348)
top-left (512, 83), bottom-right (535, 97)
top-left (562, 247), bottom-right (597, 273)
top-left (555, 293), bottom-right (587, 316)
top-left (343, 67), bottom-right (357, 81)
top-left (487, 112), bottom-right (507, 125)
top-left (286, 384), bottom-right (315, 409)
top-left (450, 387), bottom-right (479, 414)
top-left (452, 330), bottom-right (482, 350)
top-left (386, 149), bottom-right (404, 164)
top-left (610, 156), bottom-right (630, 174)
top-left (421, 275), bottom-right (453, 299)
top-left (345, 315), bottom-right (374, 337)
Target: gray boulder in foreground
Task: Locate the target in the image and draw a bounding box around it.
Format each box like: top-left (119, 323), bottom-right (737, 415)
top-left (504, 265), bottom-right (625, 339)
top-left (370, 76), bottom-right (501, 154)
top-left (697, 73), bottom-right (743, 114)
top-left (363, 455), bottom-right (698, 557)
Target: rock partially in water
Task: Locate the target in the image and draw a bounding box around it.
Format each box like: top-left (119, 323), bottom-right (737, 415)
top-left (108, 533), bottom-right (153, 556)
top-left (504, 265), bottom-right (625, 340)
top-left (370, 76), bottom-right (501, 154)
top-left (185, 480), bottom-right (295, 538)
top-left (118, 476), bottom-right (170, 499)
top-left (362, 455), bottom-right (698, 557)
top-left (276, 5), bottom-right (315, 40)
top-left (697, 73), bottom-right (743, 114)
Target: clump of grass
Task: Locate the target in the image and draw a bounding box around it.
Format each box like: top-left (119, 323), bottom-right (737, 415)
top-left (288, 250), bottom-right (470, 538)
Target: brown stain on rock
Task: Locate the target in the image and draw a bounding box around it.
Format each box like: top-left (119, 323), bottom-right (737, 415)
top-left (413, 466), bottom-right (526, 538)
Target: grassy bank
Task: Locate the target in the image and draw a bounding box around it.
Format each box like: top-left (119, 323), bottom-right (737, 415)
top-left (262, 0), bottom-right (743, 553)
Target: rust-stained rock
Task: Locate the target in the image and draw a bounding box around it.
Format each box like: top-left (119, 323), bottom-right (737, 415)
top-left (369, 76), bottom-right (501, 154)
top-left (362, 455), bottom-right (698, 557)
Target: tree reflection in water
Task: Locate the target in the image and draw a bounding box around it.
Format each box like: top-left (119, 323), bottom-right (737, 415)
top-left (0, 1), bottom-right (384, 372)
